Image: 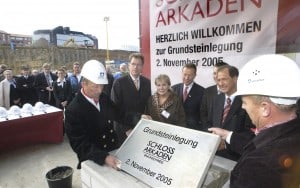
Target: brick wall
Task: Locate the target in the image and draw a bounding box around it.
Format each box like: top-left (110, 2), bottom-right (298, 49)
top-left (0, 46), bottom-right (134, 73)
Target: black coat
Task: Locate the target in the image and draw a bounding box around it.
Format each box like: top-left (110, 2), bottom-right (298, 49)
top-left (64, 92), bottom-right (140, 169)
top-left (111, 75), bottom-right (151, 115)
top-left (207, 94), bottom-right (255, 161)
top-left (111, 75), bottom-right (151, 144)
top-left (103, 73), bottom-right (114, 98)
top-left (34, 72), bottom-right (57, 105)
top-left (230, 118), bottom-right (300, 188)
top-left (16, 75), bottom-right (38, 105)
top-left (52, 79), bottom-right (72, 109)
top-left (200, 84), bottom-right (219, 130)
top-left (9, 80), bottom-right (21, 107)
top-left (172, 82), bottom-right (204, 130)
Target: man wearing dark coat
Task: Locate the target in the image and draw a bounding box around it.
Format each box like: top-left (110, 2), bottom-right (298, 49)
top-left (200, 62), bottom-right (228, 130)
top-left (111, 53), bottom-right (151, 145)
top-left (172, 63), bottom-right (205, 131)
top-left (211, 55), bottom-right (300, 188)
top-left (16, 66), bottom-right (38, 105)
top-left (65, 60), bottom-right (144, 169)
top-left (34, 63), bottom-right (57, 106)
top-left (207, 65), bottom-right (255, 161)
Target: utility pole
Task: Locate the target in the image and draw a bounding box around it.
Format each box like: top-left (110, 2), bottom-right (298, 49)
top-left (103, 16), bottom-right (110, 62)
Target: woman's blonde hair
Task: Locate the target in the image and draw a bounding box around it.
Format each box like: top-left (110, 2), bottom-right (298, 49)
top-left (155, 74), bottom-right (171, 86)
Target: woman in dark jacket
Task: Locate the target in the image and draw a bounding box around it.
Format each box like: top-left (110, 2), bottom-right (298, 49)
top-left (145, 74), bottom-right (186, 127)
top-left (53, 68), bottom-right (72, 109)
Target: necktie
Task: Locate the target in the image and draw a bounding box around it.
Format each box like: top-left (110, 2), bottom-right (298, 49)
top-left (46, 74), bottom-right (52, 86)
top-left (134, 79), bottom-right (139, 90)
top-left (222, 97), bottom-right (231, 124)
top-left (94, 98), bottom-right (99, 105)
top-left (183, 86), bottom-right (188, 102)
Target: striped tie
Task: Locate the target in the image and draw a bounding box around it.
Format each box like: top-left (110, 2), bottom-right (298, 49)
top-left (222, 97), bottom-right (231, 124)
top-left (183, 86), bottom-right (188, 102)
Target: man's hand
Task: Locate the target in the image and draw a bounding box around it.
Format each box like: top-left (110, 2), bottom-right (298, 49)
top-left (208, 127), bottom-right (229, 151)
top-left (46, 86), bottom-right (53, 91)
top-left (208, 127), bottom-right (230, 140)
top-left (105, 155), bottom-right (121, 170)
top-left (61, 101), bottom-right (68, 107)
top-left (218, 140), bottom-right (226, 151)
top-left (126, 129), bottom-right (132, 136)
top-left (141, 114), bottom-right (152, 120)
top-left (13, 98), bottom-right (21, 105)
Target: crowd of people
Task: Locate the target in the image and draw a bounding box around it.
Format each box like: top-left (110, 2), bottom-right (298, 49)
top-left (0, 61), bottom-right (83, 110)
top-left (1, 52), bottom-right (300, 187)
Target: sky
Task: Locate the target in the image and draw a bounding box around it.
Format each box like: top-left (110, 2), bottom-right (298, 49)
top-left (1, 0), bottom-right (140, 50)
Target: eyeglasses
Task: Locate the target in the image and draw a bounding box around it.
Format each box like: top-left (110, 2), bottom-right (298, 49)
top-left (130, 63), bottom-right (143, 67)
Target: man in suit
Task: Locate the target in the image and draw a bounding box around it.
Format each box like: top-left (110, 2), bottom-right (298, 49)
top-left (111, 53), bottom-right (151, 145)
top-left (207, 65), bottom-right (255, 161)
top-left (34, 63), bottom-right (57, 106)
top-left (67, 61), bottom-right (82, 99)
top-left (16, 66), bottom-right (38, 105)
top-left (172, 63), bottom-right (205, 130)
top-left (200, 62), bottom-right (228, 130)
top-left (103, 65), bottom-right (114, 98)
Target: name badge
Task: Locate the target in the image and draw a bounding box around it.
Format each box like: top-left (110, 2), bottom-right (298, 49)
top-left (161, 110), bottom-right (170, 118)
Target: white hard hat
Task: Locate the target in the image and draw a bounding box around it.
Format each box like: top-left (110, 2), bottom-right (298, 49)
top-left (8, 105), bottom-right (21, 116)
top-left (0, 107), bottom-right (7, 118)
top-left (236, 54), bottom-right (300, 105)
top-left (34, 102), bottom-right (45, 112)
top-left (22, 103), bottom-right (33, 113)
top-left (81, 60), bottom-right (108, 84)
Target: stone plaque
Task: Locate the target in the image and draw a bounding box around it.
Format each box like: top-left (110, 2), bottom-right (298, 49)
top-left (115, 119), bottom-right (221, 188)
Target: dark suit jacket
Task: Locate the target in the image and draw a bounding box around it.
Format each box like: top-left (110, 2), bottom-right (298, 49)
top-left (65, 92), bottom-right (141, 169)
top-left (103, 73), bottom-right (114, 98)
top-left (230, 118), bottom-right (300, 188)
top-left (111, 74), bottom-right (151, 144)
top-left (172, 82), bottom-right (204, 130)
top-left (9, 80), bottom-right (21, 107)
top-left (200, 84), bottom-right (219, 130)
top-left (53, 79), bottom-right (72, 109)
top-left (16, 75), bottom-right (38, 105)
top-left (34, 72), bottom-right (57, 105)
top-left (207, 93), bottom-right (255, 161)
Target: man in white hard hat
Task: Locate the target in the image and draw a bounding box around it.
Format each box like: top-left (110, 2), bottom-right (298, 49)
top-left (224, 54), bottom-right (300, 187)
top-left (64, 60), bottom-right (145, 169)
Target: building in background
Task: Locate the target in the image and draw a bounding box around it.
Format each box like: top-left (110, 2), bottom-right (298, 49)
top-left (0, 30), bottom-right (31, 47)
top-left (32, 26), bottom-right (98, 49)
top-left (0, 30), bottom-right (10, 45)
top-left (10, 34), bottom-right (32, 47)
